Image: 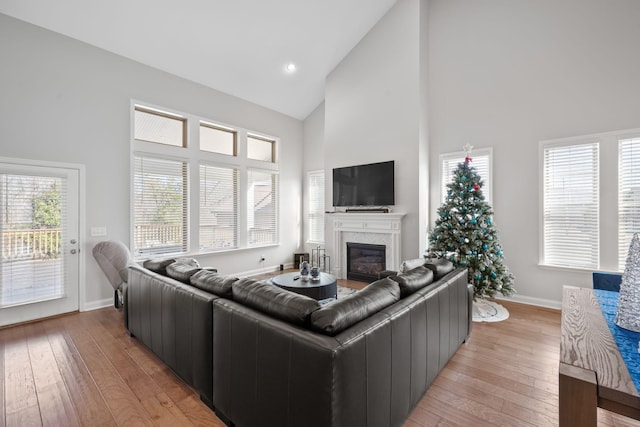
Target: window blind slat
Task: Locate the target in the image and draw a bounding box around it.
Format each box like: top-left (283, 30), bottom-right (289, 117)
top-left (133, 155), bottom-right (188, 256)
top-left (0, 174), bottom-right (67, 307)
top-left (247, 169), bottom-right (278, 246)
top-left (619, 137), bottom-right (640, 270)
top-left (308, 171), bottom-right (325, 243)
top-left (200, 164), bottom-right (238, 250)
top-left (542, 142), bottom-right (599, 269)
top-left (441, 151), bottom-right (491, 204)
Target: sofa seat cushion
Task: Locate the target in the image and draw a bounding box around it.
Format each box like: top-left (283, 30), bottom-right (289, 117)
top-left (310, 277), bottom-right (400, 336)
top-left (143, 258), bottom-right (176, 276)
top-left (391, 265), bottom-right (434, 298)
top-left (232, 278), bottom-right (321, 326)
top-left (190, 270), bottom-right (237, 298)
top-left (424, 258), bottom-right (454, 280)
top-left (166, 262), bottom-right (201, 283)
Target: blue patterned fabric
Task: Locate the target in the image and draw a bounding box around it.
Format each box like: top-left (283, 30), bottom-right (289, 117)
top-left (594, 289), bottom-right (640, 392)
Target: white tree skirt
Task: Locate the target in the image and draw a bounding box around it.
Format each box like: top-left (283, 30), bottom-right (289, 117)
top-left (472, 299), bottom-right (510, 322)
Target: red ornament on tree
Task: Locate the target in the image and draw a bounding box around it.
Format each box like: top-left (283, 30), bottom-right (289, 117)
top-left (473, 184), bottom-right (480, 191)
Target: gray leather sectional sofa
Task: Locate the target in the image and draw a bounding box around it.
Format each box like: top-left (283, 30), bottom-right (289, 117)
top-left (125, 258), bottom-right (472, 427)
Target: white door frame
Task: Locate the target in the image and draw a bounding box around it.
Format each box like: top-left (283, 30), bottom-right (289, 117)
top-left (0, 156), bottom-right (85, 324)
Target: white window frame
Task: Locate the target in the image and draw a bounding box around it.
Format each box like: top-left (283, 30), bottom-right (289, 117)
top-left (539, 139), bottom-right (600, 270)
top-left (618, 133), bottom-right (640, 271)
top-left (130, 101), bottom-right (279, 259)
top-left (439, 147), bottom-right (493, 205)
top-left (307, 170), bottom-right (325, 244)
top-left (538, 128), bottom-right (640, 273)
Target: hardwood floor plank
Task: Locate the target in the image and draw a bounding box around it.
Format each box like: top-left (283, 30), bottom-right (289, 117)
top-left (60, 316), bottom-right (156, 426)
top-left (24, 323), bottom-right (80, 427)
top-left (42, 320), bottom-right (117, 427)
top-left (2, 326), bottom-right (40, 426)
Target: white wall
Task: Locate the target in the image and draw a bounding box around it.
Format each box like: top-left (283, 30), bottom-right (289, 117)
top-left (428, 0), bottom-right (640, 307)
top-left (302, 102), bottom-right (325, 255)
top-left (0, 14), bottom-right (304, 309)
top-left (324, 0), bottom-right (425, 270)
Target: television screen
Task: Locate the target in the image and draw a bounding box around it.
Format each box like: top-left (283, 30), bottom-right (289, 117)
top-left (332, 161), bottom-right (395, 207)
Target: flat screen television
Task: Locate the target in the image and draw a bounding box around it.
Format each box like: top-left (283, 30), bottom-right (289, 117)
top-left (332, 161), bottom-right (395, 207)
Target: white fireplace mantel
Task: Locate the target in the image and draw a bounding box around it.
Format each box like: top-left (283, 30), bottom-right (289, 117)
top-left (330, 212), bottom-right (406, 279)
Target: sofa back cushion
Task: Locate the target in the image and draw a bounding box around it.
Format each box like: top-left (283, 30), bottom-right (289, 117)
top-left (424, 258), bottom-right (454, 280)
top-left (310, 277), bottom-right (400, 336)
top-left (143, 258), bottom-right (176, 276)
top-left (190, 270), bottom-right (237, 298)
top-left (165, 262), bottom-right (201, 284)
top-left (232, 278), bottom-right (321, 326)
top-left (399, 258), bottom-right (426, 274)
top-left (390, 265), bottom-right (434, 298)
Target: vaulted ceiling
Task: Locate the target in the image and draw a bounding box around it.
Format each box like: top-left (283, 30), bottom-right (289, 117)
top-left (0, 0), bottom-right (398, 120)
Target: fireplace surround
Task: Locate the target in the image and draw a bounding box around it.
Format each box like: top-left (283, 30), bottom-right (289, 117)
top-left (330, 212), bottom-right (405, 279)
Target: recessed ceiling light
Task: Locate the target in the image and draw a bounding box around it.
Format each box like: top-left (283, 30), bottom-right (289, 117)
top-left (285, 63), bottom-right (297, 73)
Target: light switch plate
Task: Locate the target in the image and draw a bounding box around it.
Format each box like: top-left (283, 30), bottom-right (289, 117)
top-left (91, 226), bottom-right (107, 237)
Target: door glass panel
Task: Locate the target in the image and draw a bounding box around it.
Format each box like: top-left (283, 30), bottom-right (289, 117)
top-left (0, 174), bottom-right (67, 307)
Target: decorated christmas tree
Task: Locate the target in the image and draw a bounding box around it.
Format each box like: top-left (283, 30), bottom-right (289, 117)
top-left (427, 145), bottom-right (515, 299)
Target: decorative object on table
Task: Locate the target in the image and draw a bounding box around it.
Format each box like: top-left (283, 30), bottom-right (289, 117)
top-left (300, 260), bottom-right (310, 281)
top-left (426, 144), bottom-right (515, 301)
top-left (472, 298), bottom-right (510, 322)
top-left (312, 245), bottom-right (331, 273)
top-left (310, 266), bottom-right (320, 281)
top-left (615, 233), bottom-right (640, 332)
top-left (294, 252), bottom-right (309, 269)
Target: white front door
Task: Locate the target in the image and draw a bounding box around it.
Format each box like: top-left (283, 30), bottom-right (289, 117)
top-left (0, 161), bottom-right (80, 327)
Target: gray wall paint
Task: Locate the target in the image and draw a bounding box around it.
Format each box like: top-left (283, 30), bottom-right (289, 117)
top-left (0, 13), bottom-right (303, 308)
top-left (428, 0), bottom-right (640, 306)
top-left (324, 0), bottom-right (424, 269)
top-left (302, 101), bottom-right (325, 254)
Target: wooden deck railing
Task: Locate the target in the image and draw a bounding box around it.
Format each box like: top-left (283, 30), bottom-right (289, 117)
top-left (1, 228), bottom-right (62, 261)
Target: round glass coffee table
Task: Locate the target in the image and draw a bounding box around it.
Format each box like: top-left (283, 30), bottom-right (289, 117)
top-left (271, 272), bottom-right (337, 300)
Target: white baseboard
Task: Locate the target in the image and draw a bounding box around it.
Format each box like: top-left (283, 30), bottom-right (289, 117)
top-left (82, 298), bottom-right (113, 312)
top-left (494, 294), bottom-right (561, 310)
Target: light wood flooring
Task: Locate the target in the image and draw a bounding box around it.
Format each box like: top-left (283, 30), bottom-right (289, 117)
top-left (1, 275), bottom-right (639, 426)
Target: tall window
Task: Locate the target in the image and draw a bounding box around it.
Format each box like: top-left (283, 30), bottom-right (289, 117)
top-left (132, 102), bottom-right (279, 257)
top-left (133, 156), bottom-right (188, 256)
top-left (441, 148), bottom-right (492, 204)
top-left (200, 164), bottom-right (238, 251)
top-left (308, 170), bottom-right (325, 243)
top-left (619, 137), bottom-right (640, 271)
top-left (247, 170), bottom-right (278, 246)
top-left (541, 141), bottom-right (599, 269)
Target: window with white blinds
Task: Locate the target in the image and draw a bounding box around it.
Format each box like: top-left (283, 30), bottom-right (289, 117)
top-left (441, 149), bottom-right (492, 204)
top-left (247, 169), bottom-right (278, 246)
top-left (200, 164), bottom-right (238, 251)
top-left (619, 137), bottom-right (640, 271)
top-left (308, 170), bottom-right (325, 243)
top-left (132, 102), bottom-right (279, 257)
top-left (133, 155), bottom-right (188, 257)
top-left (542, 142), bottom-right (599, 269)
top-left (0, 173), bottom-right (67, 307)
